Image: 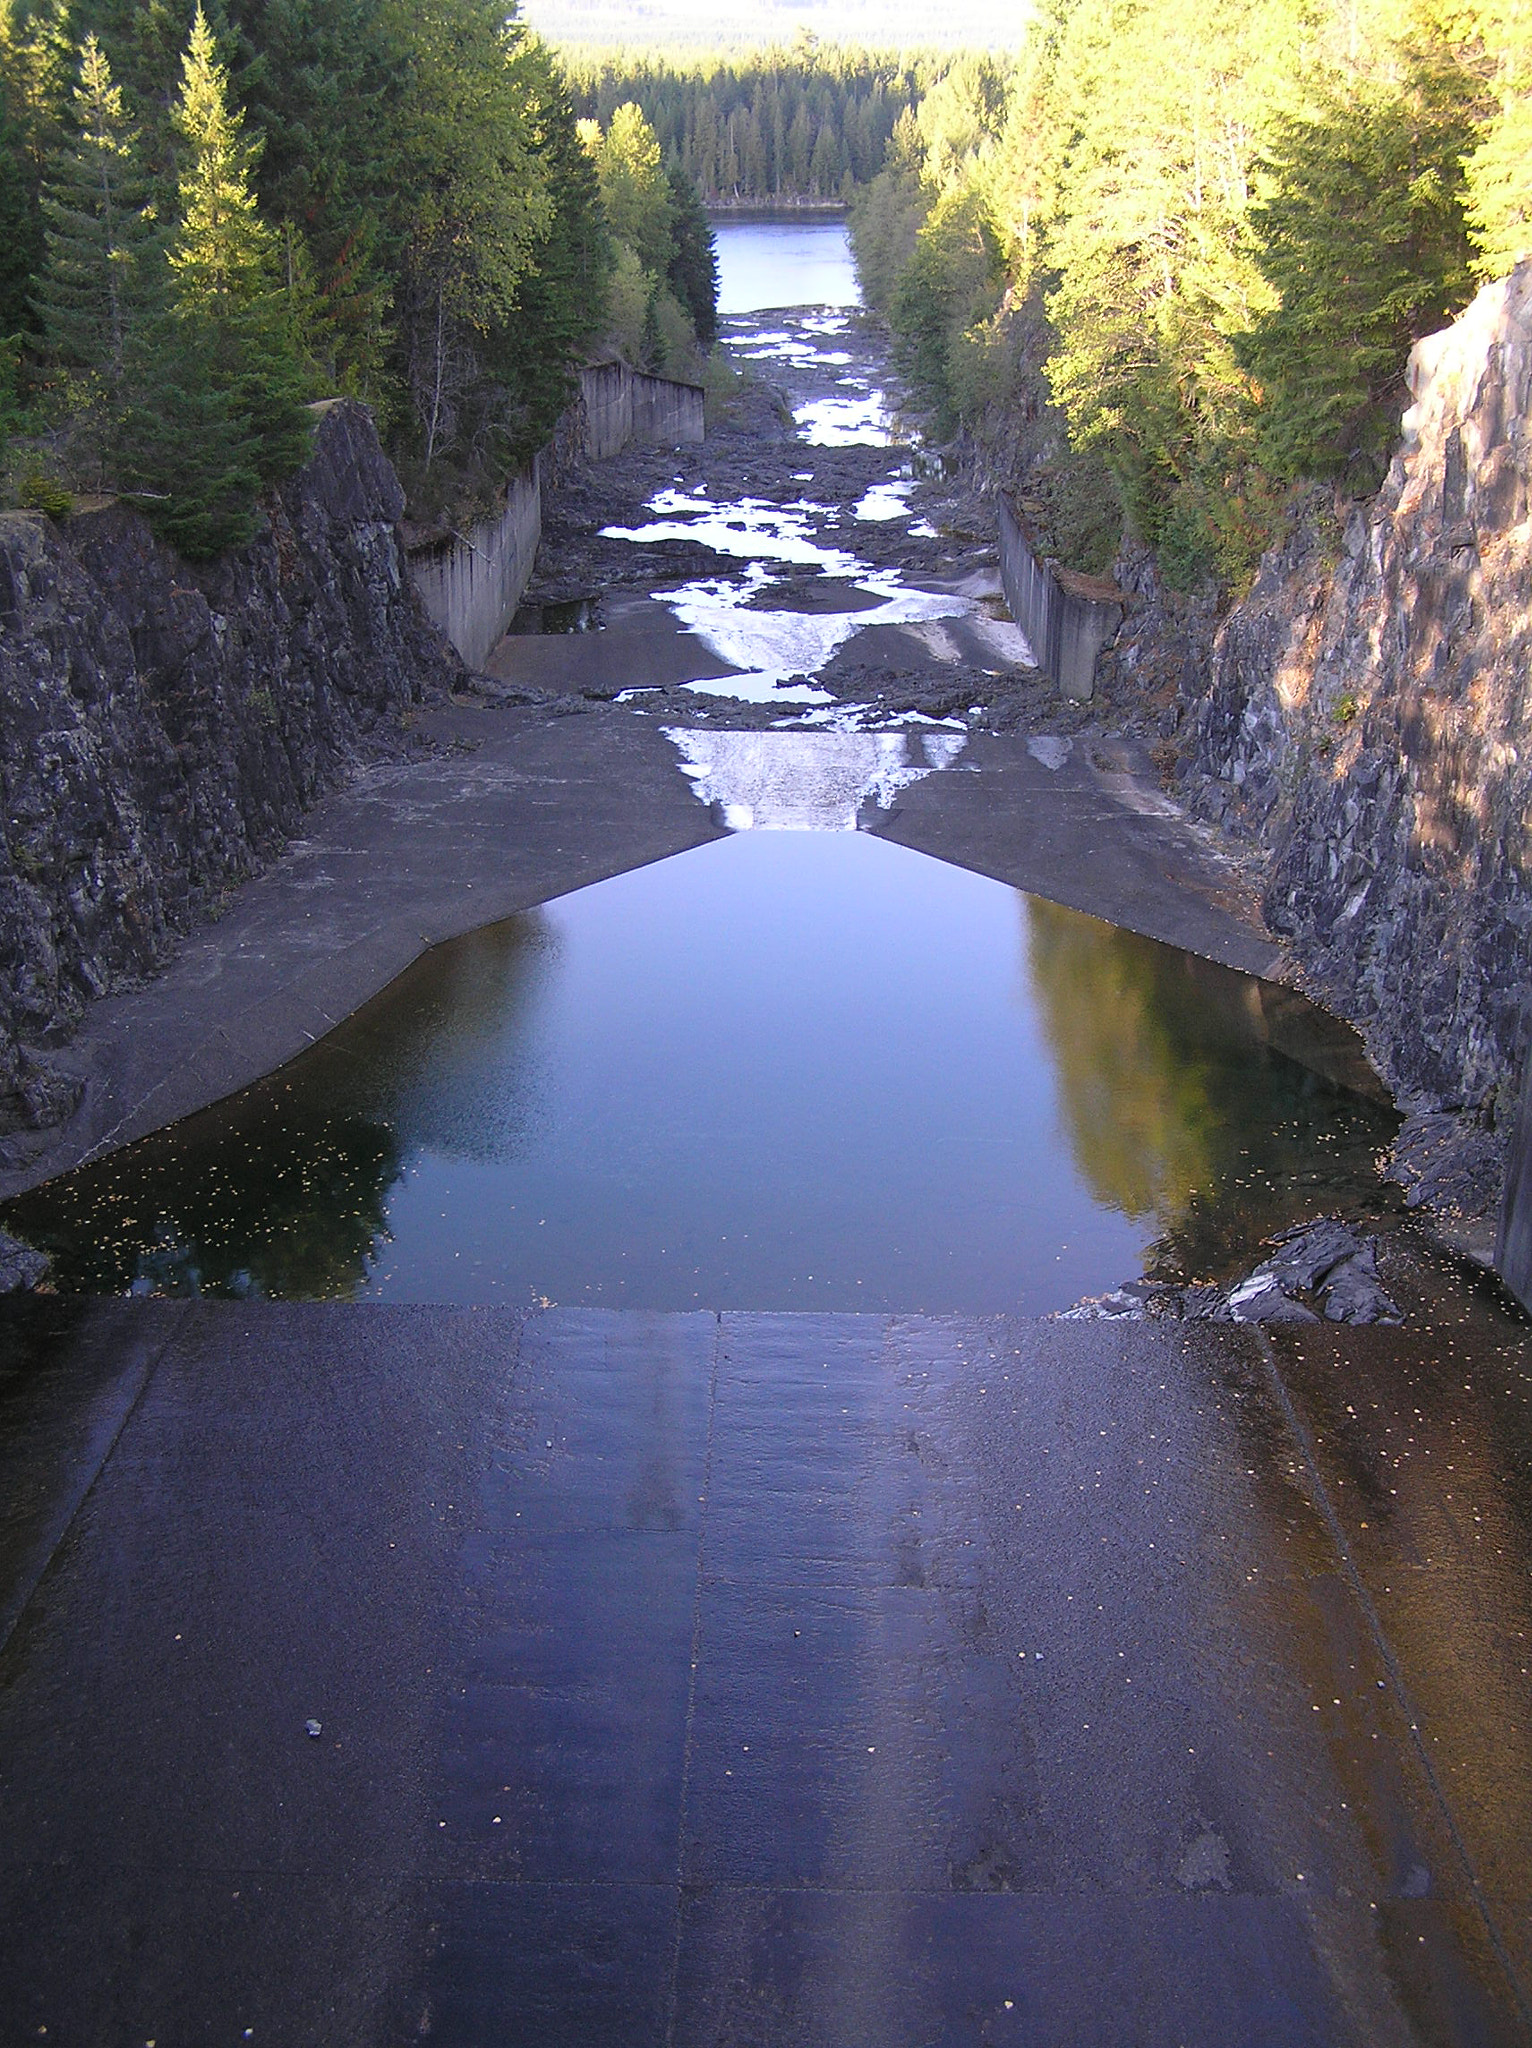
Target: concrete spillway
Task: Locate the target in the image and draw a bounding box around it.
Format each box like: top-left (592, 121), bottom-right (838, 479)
top-left (1, 1298), bottom-right (1528, 2041)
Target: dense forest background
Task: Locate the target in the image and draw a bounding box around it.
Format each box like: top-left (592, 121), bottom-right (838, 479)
top-left (565, 46), bottom-right (936, 203)
top-left (0, 0), bottom-right (720, 551)
top-left (3, 0), bottom-right (1528, 593)
top-left (849, 0), bottom-right (1531, 587)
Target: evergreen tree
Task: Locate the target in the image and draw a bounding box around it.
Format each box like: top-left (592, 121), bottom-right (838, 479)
top-left (665, 158), bottom-right (717, 346)
top-left (492, 36), bottom-right (612, 462)
top-left (0, 0), bottom-right (73, 333)
top-left (394, 0), bottom-right (551, 472)
top-left (589, 101), bottom-right (673, 276)
top-left (1240, 39), bottom-right (1485, 483)
top-left (35, 37), bottom-right (155, 395)
top-left (118, 306), bottom-right (264, 557)
top-left (1466, 87), bottom-right (1532, 275)
top-left (167, 6), bottom-right (311, 487)
top-left (0, 87), bottom-right (39, 334)
top-left (169, 6), bottom-right (274, 312)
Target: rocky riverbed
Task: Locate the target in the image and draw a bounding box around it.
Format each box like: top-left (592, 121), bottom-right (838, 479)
top-left (487, 307), bottom-right (1072, 734)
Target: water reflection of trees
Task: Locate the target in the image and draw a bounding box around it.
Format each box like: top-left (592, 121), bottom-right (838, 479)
top-left (1023, 899), bottom-right (1401, 1282)
top-left (2, 913), bottom-right (555, 1300)
top-left (293, 912), bottom-right (558, 1163)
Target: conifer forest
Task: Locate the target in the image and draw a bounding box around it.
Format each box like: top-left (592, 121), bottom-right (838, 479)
top-left (1, 0), bottom-right (1528, 581)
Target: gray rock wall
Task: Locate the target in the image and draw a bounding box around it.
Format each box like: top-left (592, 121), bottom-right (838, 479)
top-left (1174, 261), bottom-right (1532, 1255)
top-left (0, 400), bottom-right (461, 1149)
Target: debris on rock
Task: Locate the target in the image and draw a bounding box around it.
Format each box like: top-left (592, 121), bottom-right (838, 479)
top-left (1053, 1216), bottom-right (1401, 1325)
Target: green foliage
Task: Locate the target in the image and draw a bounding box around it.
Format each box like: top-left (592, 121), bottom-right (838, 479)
top-left (584, 100), bottom-right (672, 273)
top-left (0, 0), bottom-right (73, 334)
top-left (0, 332), bottom-right (25, 436)
top-left (848, 158), bottom-right (927, 315)
top-left (489, 37), bottom-right (612, 464)
top-left (1239, 34), bottom-right (1486, 484)
top-left (17, 466), bottom-right (71, 513)
top-left (890, 185), bottom-right (1005, 439)
top-left (166, 10), bottom-right (313, 490)
top-left (217, 0), bottom-right (404, 396)
top-left (1465, 86), bottom-right (1532, 276)
top-left (565, 45), bottom-right (936, 204)
top-left (10, 0), bottom-right (628, 539)
top-left (170, 9), bottom-right (274, 310)
top-left (35, 37), bottom-right (155, 394)
top-left (578, 98), bottom-right (718, 371)
top-left (0, 81), bottom-right (42, 334)
top-left (394, 1), bottom-right (554, 471)
top-left (666, 158), bottom-right (718, 345)
top-left (117, 304), bottom-right (264, 556)
top-left (862, 0), bottom-right (1501, 592)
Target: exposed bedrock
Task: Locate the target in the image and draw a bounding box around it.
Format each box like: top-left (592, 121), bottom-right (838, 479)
top-left (0, 401), bottom-right (461, 1145)
top-left (1172, 261), bottom-right (1532, 1244)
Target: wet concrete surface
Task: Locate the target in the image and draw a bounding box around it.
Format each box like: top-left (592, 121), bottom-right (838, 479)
top-left (875, 729), bottom-right (1279, 978)
top-left (1, 1298), bottom-right (1528, 2043)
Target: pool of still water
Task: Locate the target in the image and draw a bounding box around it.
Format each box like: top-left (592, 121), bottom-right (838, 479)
top-left (4, 829), bottom-right (1401, 1311)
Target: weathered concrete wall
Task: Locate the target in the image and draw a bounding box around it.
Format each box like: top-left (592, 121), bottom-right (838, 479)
top-left (630, 369), bottom-right (705, 447)
top-left (0, 401), bottom-right (461, 1152)
top-left (580, 362), bottom-right (633, 461)
top-left (407, 466), bottom-right (542, 671)
top-left (997, 494), bottom-right (1123, 700)
top-left (579, 362), bottom-right (705, 459)
top-left (1172, 259), bottom-right (1532, 1272)
top-left (409, 368), bottom-right (706, 664)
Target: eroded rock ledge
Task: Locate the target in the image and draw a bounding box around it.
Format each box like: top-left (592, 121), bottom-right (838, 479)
top-left (0, 401), bottom-right (462, 1148)
top-left (1173, 261), bottom-right (1532, 1253)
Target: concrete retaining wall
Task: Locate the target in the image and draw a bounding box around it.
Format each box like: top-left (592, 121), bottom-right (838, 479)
top-left (631, 369), bottom-right (705, 446)
top-left (407, 367), bottom-right (705, 667)
top-left (579, 362), bottom-right (704, 459)
top-left (407, 466), bottom-right (542, 672)
top-left (580, 362), bottom-right (633, 461)
top-left (998, 494), bottom-right (1124, 702)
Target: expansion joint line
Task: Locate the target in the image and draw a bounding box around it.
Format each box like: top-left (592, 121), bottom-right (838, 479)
top-left (663, 1309), bottom-right (723, 2048)
top-left (1251, 1328), bottom-right (1532, 2030)
top-left (0, 1305), bottom-right (187, 1661)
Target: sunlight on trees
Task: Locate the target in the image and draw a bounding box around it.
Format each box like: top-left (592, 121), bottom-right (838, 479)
top-left (849, 0), bottom-right (1521, 591)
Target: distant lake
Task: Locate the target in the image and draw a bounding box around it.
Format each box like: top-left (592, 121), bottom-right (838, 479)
top-left (712, 216), bottom-right (861, 314)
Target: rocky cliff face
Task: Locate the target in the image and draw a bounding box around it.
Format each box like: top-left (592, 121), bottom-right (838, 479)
top-left (0, 400), bottom-right (461, 1143)
top-left (1175, 262), bottom-right (1532, 1243)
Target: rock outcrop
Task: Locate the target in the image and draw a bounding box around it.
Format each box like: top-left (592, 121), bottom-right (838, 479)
top-left (0, 400), bottom-right (462, 1145)
top-left (1174, 262), bottom-right (1532, 1246)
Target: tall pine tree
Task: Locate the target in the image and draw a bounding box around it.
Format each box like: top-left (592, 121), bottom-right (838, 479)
top-left (35, 37), bottom-right (155, 396)
top-left (166, 5), bottom-right (310, 486)
top-left (120, 6), bottom-right (308, 556)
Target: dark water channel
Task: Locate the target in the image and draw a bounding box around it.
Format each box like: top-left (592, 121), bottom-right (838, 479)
top-left (5, 829), bottom-right (1399, 1311)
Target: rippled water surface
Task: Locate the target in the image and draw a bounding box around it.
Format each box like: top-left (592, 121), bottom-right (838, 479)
top-left (7, 809), bottom-right (1398, 1310)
